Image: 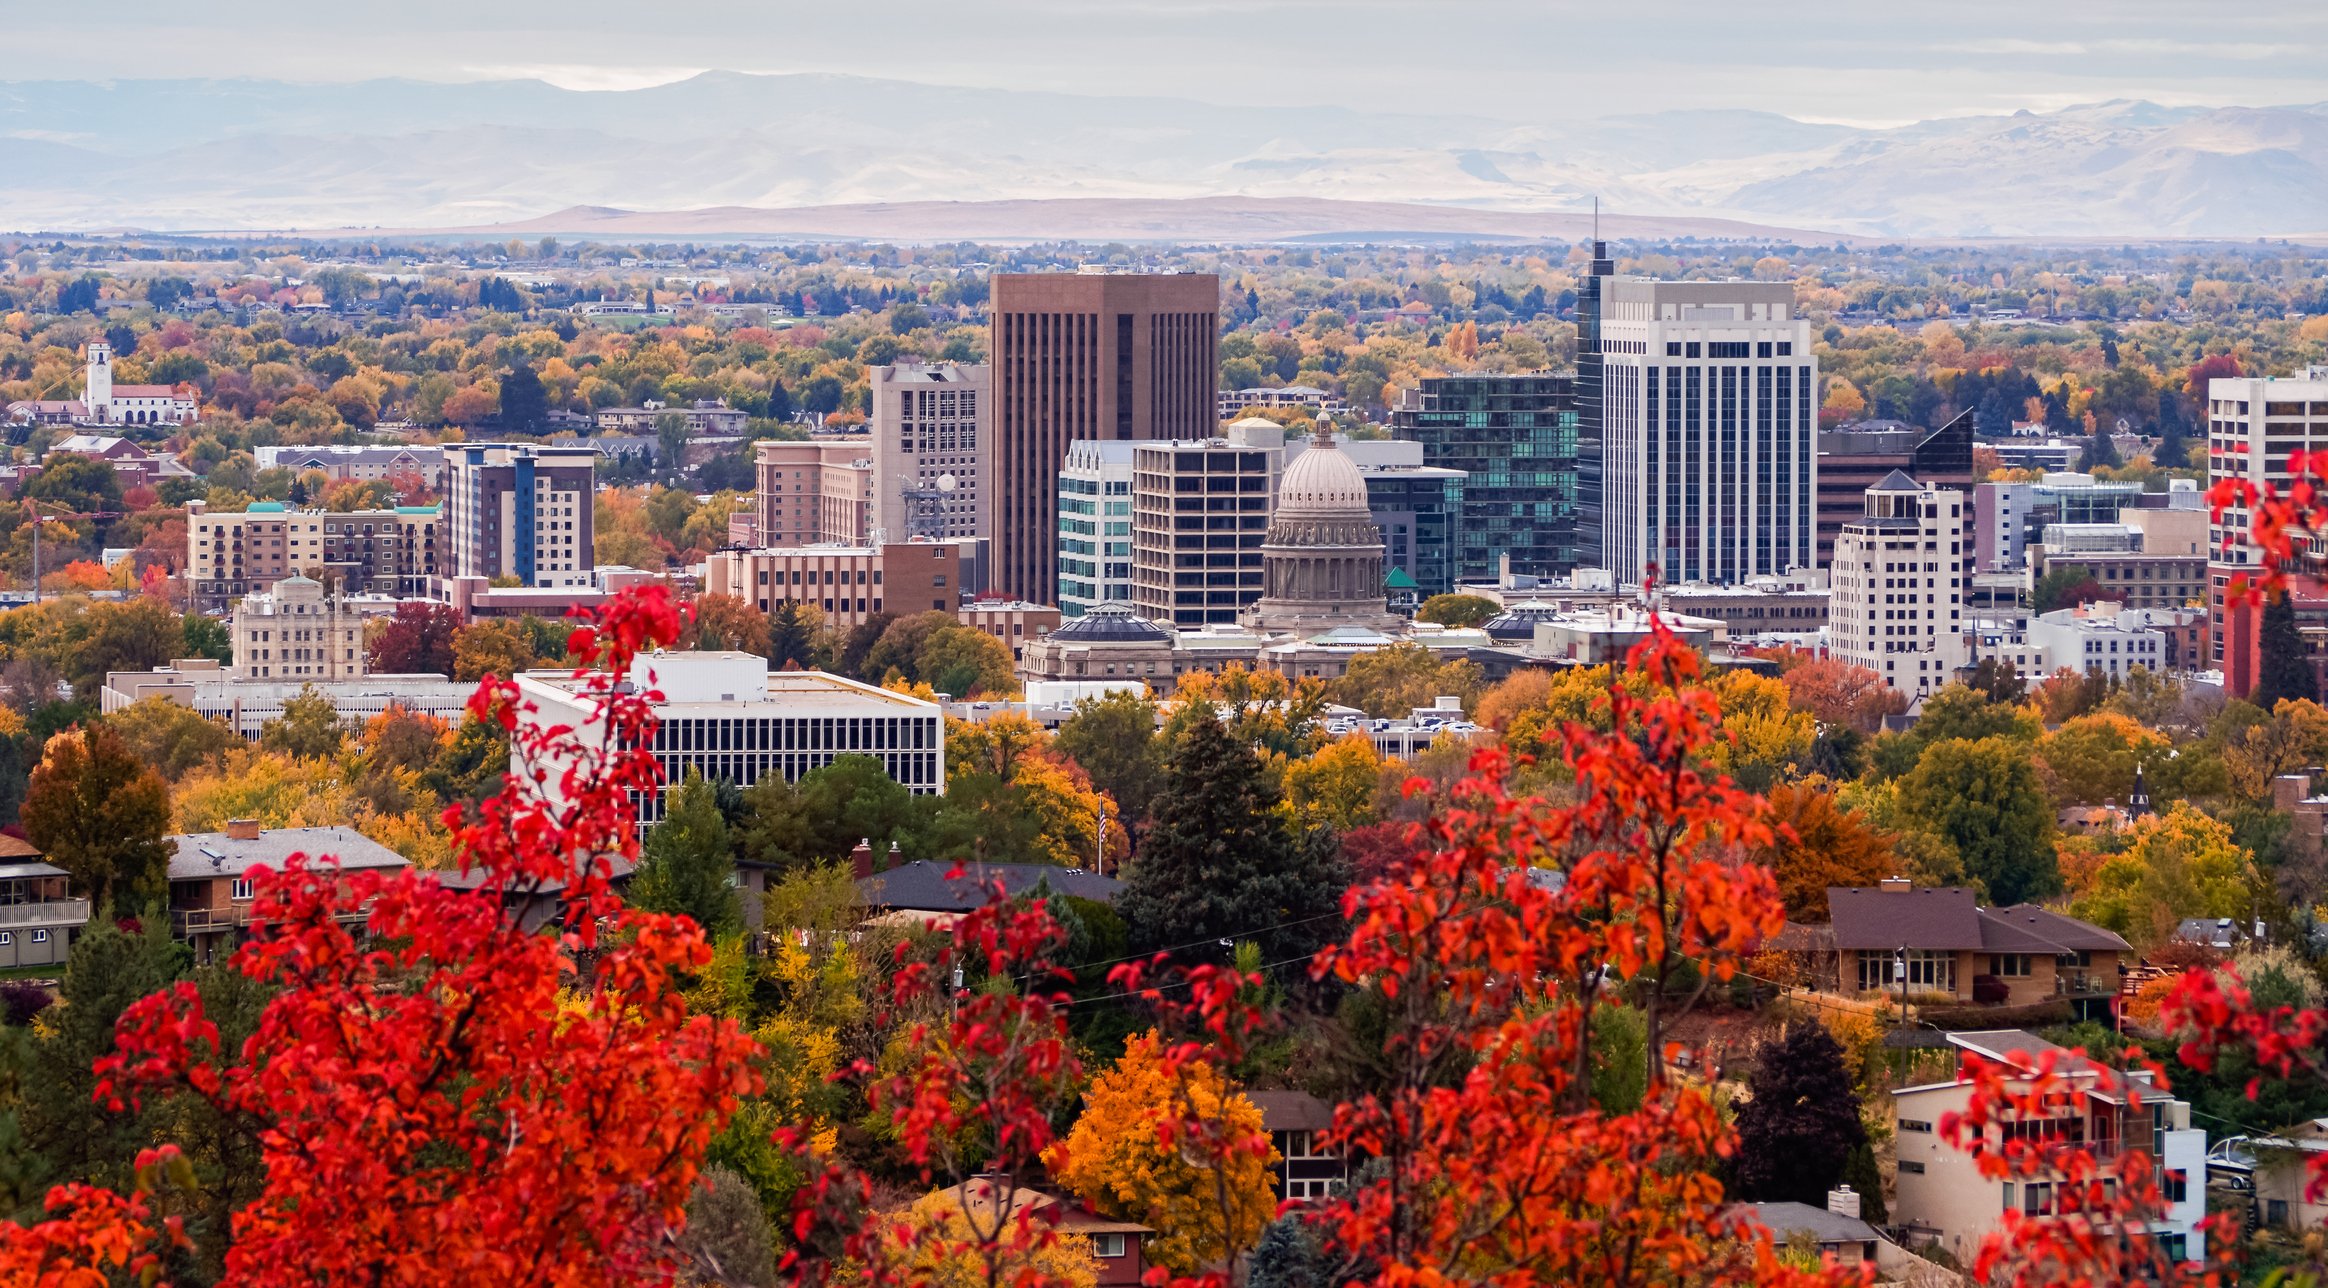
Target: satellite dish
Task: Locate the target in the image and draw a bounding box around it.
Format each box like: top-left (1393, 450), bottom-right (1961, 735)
top-left (936, 474), bottom-right (958, 492)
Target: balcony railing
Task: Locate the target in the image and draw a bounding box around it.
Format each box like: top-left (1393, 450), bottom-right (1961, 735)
top-left (0, 898), bottom-right (90, 928)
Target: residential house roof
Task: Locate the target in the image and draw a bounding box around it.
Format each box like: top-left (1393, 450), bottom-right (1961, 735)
top-left (167, 826), bottom-right (412, 881)
top-left (1247, 1089), bottom-right (1335, 1133)
top-left (930, 1181), bottom-right (1151, 1236)
top-left (1979, 904), bottom-right (2131, 955)
top-left (1826, 885), bottom-right (2128, 955)
top-left (1826, 885), bottom-right (1984, 951)
top-left (1731, 1201), bottom-right (1878, 1247)
top-left (0, 833), bottom-right (43, 861)
top-left (1939, 1029), bottom-right (2157, 1103)
top-left (856, 860), bottom-right (1122, 913)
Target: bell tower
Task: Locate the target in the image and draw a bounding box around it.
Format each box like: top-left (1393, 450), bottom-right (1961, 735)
top-left (84, 340), bottom-right (113, 421)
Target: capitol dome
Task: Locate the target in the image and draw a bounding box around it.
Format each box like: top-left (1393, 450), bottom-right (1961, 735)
top-left (1274, 436), bottom-right (1372, 518)
top-left (1240, 432), bottom-right (1399, 636)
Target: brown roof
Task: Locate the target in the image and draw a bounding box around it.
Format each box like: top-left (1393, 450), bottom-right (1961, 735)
top-left (1826, 885), bottom-right (1983, 951)
top-left (1979, 905), bottom-right (2131, 955)
top-left (1247, 1089), bottom-right (1333, 1132)
top-left (0, 833), bottom-right (42, 860)
top-left (930, 1181), bottom-right (1151, 1236)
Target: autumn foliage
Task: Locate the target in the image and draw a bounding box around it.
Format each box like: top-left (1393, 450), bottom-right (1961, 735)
top-left (0, 586), bottom-right (762, 1284)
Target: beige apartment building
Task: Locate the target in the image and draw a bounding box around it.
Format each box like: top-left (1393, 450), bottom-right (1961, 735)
top-left (186, 501), bottom-right (441, 615)
top-left (752, 437), bottom-right (875, 547)
top-left (227, 576), bottom-right (373, 680)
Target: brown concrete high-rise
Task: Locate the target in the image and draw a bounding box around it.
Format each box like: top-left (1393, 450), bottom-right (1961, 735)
top-left (988, 272), bottom-right (1219, 605)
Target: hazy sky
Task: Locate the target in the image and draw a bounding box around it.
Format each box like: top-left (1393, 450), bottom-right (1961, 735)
top-left (19, 0), bottom-right (2326, 125)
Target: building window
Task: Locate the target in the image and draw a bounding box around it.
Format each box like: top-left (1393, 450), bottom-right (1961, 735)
top-left (2163, 1169), bottom-right (2187, 1204)
top-left (1990, 953), bottom-right (2033, 978)
top-left (231, 879), bottom-right (254, 901)
top-left (2022, 1182), bottom-right (2054, 1216)
top-left (1898, 1160), bottom-right (1924, 1174)
top-left (1090, 1235), bottom-right (1126, 1260)
top-left (31, 930), bottom-right (47, 943)
top-left (1899, 1120), bottom-right (1933, 1134)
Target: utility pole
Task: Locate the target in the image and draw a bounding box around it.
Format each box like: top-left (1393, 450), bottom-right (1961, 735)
top-left (1094, 797), bottom-right (1111, 876)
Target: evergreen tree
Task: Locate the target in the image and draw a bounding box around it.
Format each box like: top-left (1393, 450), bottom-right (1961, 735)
top-left (1840, 1141), bottom-right (1887, 1224)
top-left (631, 771), bottom-right (742, 937)
top-left (20, 918), bottom-right (187, 1200)
top-left (766, 602), bottom-right (819, 670)
top-left (499, 360), bottom-right (548, 435)
top-left (1732, 1025), bottom-right (1866, 1206)
top-left (2255, 590), bottom-right (2320, 710)
top-left (1117, 716), bottom-right (1346, 965)
top-left (1247, 1215), bottom-right (1333, 1288)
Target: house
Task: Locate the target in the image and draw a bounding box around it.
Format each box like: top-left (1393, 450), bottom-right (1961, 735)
top-left (0, 834), bottom-right (91, 969)
top-left (1248, 1090), bottom-right (1345, 1202)
top-left (2172, 917), bottom-right (2251, 953)
top-left (47, 434), bottom-right (196, 487)
top-left (2244, 1120), bottom-right (2328, 1232)
top-left (1892, 1030), bottom-right (2206, 1266)
top-left (1729, 1201), bottom-right (1878, 1264)
top-left (424, 856), bottom-right (636, 934)
top-left (168, 820), bottom-right (411, 964)
top-left (922, 1180), bottom-right (1151, 1287)
top-left (1824, 880), bottom-right (2129, 1018)
top-left (853, 853), bottom-right (1123, 926)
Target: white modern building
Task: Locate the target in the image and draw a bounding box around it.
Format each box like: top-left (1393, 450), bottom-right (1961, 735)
top-left (100, 661), bottom-right (475, 738)
top-left (1828, 471), bottom-right (1968, 706)
top-left (1057, 440), bottom-right (1138, 619)
top-left (512, 652), bottom-right (945, 824)
top-left (2020, 601), bottom-right (2167, 682)
top-left (1894, 1030), bottom-right (2206, 1268)
top-left (2207, 365), bottom-right (2328, 692)
top-left (871, 362), bottom-right (989, 544)
top-left (1593, 280), bottom-right (1817, 586)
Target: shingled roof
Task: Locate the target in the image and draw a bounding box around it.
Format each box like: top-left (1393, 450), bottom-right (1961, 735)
top-left (855, 860), bottom-right (1122, 913)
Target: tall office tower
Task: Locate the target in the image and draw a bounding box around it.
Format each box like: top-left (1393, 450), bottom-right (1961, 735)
top-left (1131, 425), bottom-right (1281, 628)
top-left (440, 444), bottom-right (597, 589)
top-left (1595, 280), bottom-right (1817, 586)
top-left (1574, 238), bottom-right (1615, 574)
top-left (2205, 366), bottom-right (2328, 695)
top-left (1816, 412), bottom-right (1975, 568)
top-left (870, 362), bottom-right (989, 543)
top-left (1829, 472), bottom-right (1969, 707)
top-left (1388, 374), bottom-right (1580, 582)
top-left (1056, 441), bottom-right (1137, 619)
top-left (989, 272), bottom-right (1220, 605)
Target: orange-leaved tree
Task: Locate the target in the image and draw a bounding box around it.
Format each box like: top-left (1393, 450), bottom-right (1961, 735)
top-left (0, 585), bottom-right (764, 1285)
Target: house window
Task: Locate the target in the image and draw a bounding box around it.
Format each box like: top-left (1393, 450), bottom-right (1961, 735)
top-left (30, 930), bottom-right (47, 943)
top-left (1899, 1120), bottom-right (1933, 1134)
top-left (1899, 1161), bottom-right (1925, 1174)
top-left (1990, 953), bottom-right (2033, 978)
top-left (231, 879), bottom-right (255, 901)
top-left (1859, 949), bottom-right (1954, 992)
top-left (2269, 1199), bottom-right (2290, 1228)
top-left (2163, 1169), bottom-right (2187, 1203)
top-left (1090, 1234), bottom-right (1126, 1260)
top-left (2022, 1182), bottom-right (2054, 1216)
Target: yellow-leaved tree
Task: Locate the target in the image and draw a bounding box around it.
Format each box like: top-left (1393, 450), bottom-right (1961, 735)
top-left (1047, 1030), bottom-right (1277, 1275)
top-left (875, 1184), bottom-right (1099, 1288)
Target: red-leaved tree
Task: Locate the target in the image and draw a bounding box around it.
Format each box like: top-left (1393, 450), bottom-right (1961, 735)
top-left (0, 585), bottom-right (763, 1285)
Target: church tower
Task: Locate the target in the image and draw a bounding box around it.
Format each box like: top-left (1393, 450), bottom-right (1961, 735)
top-left (84, 340), bottom-right (113, 421)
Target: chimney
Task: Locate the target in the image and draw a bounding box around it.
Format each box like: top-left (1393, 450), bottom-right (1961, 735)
top-left (1827, 1186), bottom-right (1860, 1220)
top-left (1878, 876), bottom-right (1911, 893)
top-left (226, 818), bottom-right (263, 842)
top-left (851, 837), bottom-right (875, 881)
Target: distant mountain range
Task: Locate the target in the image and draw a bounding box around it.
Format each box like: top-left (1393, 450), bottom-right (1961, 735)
top-left (1, 72), bottom-right (2322, 240)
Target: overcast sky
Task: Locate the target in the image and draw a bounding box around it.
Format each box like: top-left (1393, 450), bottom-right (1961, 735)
top-left (19, 0), bottom-right (2326, 126)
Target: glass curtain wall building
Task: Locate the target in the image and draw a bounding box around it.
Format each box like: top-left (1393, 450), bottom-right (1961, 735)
top-left (1389, 374), bottom-right (1582, 583)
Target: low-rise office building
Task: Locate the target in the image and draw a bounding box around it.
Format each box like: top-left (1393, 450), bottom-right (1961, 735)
top-left (595, 398), bottom-right (749, 436)
top-left (702, 539), bottom-right (975, 628)
top-left (228, 575), bottom-right (374, 681)
top-left (512, 652), bottom-right (946, 823)
top-left (102, 661), bottom-right (476, 737)
top-left (751, 437), bottom-right (876, 547)
top-left (254, 444), bottom-right (447, 488)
